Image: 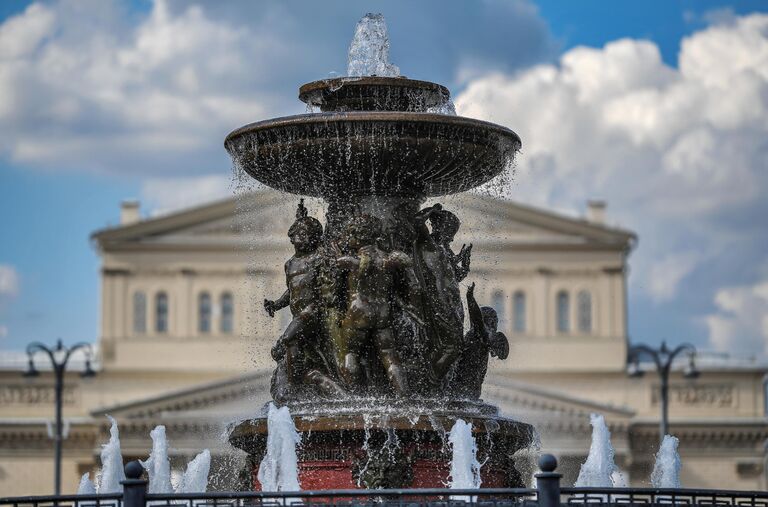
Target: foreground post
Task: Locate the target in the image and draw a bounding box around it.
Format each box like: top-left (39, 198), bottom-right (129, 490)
top-left (122, 461), bottom-right (147, 507)
top-left (536, 454), bottom-right (561, 507)
top-left (23, 339), bottom-right (96, 495)
top-left (627, 341), bottom-right (699, 442)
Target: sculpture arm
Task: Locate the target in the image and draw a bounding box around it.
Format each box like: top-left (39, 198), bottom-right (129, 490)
top-left (466, 283), bottom-right (484, 336)
top-left (336, 255), bottom-right (360, 270)
top-left (384, 251), bottom-right (412, 270)
top-left (454, 243), bottom-right (472, 281)
top-left (264, 290), bottom-right (290, 317)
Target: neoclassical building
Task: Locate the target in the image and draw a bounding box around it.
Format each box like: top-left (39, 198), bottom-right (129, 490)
top-left (1, 191), bottom-right (766, 495)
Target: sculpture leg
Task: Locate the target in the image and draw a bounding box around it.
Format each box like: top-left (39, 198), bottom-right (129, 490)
top-left (375, 329), bottom-right (409, 394)
top-left (340, 329), bottom-right (366, 390)
top-left (305, 369), bottom-right (347, 398)
top-left (285, 343), bottom-right (303, 384)
top-left (432, 345), bottom-right (460, 380)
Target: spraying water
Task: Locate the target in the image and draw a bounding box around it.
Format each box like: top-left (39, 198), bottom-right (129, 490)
top-left (178, 449), bottom-right (212, 493)
top-left (347, 13), bottom-right (400, 77)
top-left (575, 414), bottom-right (622, 487)
top-left (258, 403), bottom-right (301, 491)
top-left (651, 435), bottom-right (682, 488)
top-left (98, 416), bottom-right (125, 493)
top-left (77, 473), bottom-right (96, 495)
top-left (141, 425), bottom-right (173, 494)
top-left (448, 419), bottom-right (482, 493)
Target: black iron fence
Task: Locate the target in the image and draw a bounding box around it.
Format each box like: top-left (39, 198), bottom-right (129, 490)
top-left (3, 455), bottom-right (767, 507)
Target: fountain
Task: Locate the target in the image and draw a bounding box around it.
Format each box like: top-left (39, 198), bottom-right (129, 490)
top-left (225, 13), bottom-right (532, 490)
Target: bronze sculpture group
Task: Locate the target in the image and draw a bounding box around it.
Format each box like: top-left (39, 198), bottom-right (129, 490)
top-left (265, 199), bottom-right (509, 403)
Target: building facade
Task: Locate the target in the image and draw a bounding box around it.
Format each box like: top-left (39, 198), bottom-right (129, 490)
top-left (1, 191), bottom-right (766, 495)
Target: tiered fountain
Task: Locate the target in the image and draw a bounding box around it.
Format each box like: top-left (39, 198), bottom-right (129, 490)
top-left (225, 14), bottom-right (533, 490)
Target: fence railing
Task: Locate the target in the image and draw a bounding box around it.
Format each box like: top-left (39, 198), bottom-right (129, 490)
top-left (3, 455), bottom-right (768, 507)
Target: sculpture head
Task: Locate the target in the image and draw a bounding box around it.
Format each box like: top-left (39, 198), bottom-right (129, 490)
top-left (288, 199), bottom-right (323, 254)
top-left (344, 214), bottom-right (382, 251)
top-left (480, 306), bottom-right (509, 359)
top-left (430, 209), bottom-right (460, 243)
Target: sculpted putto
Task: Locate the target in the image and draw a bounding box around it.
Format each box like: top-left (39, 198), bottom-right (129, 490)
top-left (263, 199), bottom-right (509, 402)
top-left (264, 200), bottom-right (344, 402)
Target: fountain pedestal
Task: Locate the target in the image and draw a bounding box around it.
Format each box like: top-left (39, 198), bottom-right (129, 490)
top-left (230, 401), bottom-right (534, 489)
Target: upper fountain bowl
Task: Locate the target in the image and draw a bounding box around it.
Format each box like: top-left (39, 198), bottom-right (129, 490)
top-left (226, 76), bottom-right (521, 199)
top-left (299, 76), bottom-right (450, 112)
top-left (225, 112), bottom-right (520, 198)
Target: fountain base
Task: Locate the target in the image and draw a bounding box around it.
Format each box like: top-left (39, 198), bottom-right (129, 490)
top-left (229, 400), bottom-right (535, 490)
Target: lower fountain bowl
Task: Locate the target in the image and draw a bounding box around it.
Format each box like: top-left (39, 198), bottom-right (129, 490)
top-left (229, 399), bottom-right (537, 490)
top-left (224, 112), bottom-right (521, 199)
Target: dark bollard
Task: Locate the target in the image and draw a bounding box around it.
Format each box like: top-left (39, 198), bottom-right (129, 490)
top-left (121, 461), bottom-right (147, 507)
top-left (535, 454), bottom-right (562, 507)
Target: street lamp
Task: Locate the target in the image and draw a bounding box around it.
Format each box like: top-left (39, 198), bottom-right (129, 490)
top-left (23, 339), bottom-right (96, 495)
top-left (627, 341), bottom-right (699, 443)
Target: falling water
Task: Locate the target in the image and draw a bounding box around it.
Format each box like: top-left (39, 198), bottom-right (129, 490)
top-left (575, 414), bottom-right (622, 487)
top-left (98, 416), bottom-right (125, 493)
top-left (258, 403), bottom-right (301, 491)
top-left (651, 435), bottom-right (682, 488)
top-left (448, 419), bottom-right (482, 494)
top-left (178, 449), bottom-right (212, 493)
top-left (347, 13), bottom-right (400, 77)
top-left (141, 425), bottom-right (173, 494)
top-left (77, 473), bottom-right (96, 495)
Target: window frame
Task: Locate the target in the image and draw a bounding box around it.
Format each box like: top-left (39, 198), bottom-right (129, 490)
top-left (155, 291), bottom-right (169, 334)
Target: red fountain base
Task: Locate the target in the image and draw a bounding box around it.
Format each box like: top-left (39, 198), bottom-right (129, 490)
top-left (229, 401), bottom-right (536, 490)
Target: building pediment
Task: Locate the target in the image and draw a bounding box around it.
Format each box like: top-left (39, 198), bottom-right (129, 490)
top-left (92, 191), bottom-right (635, 253)
top-left (91, 371), bottom-right (272, 421)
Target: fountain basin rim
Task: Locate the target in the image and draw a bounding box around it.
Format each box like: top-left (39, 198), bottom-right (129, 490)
top-left (299, 76), bottom-right (448, 98)
top-left (224, 111), bottom-right (521, 147)
top-left (298, 76), bottom-right (450, 111)
top-left (230, 412), bottom-right (535, 435)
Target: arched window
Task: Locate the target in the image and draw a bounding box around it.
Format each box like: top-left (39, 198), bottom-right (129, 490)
top-left (513, 291), bottom-right (526, 333)
top-left (133, 291), bottom-right (146, 334)
top-left (578, 290), bottom-right (592, 332)
top-left (556, 290), bottom-right (569, 333)
top-left (491, 290), bottom-right (506, 331)
top-left (198, 292), bottom-right (211, 333)
top-left (155, 292), bottom-right (168, 333)
top-left (220, 292), bottom-right (234, 334)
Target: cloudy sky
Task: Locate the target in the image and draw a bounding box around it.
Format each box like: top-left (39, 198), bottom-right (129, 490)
top-left (0, 0), bottom-right (766, 359)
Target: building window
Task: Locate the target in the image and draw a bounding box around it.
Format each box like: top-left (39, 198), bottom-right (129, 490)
top-left (578, 290), bottom-right (592, 332)
top-left (221, 292), bottom-right (234, 334)
top-left (155, 292), bottom-right (168, 333)
top-left (491, 290), bottom-right (506, 330)
top-left (513, 291), bottom-right (526, 333)
top-left (133, 291), bottom-right (146, 334)
top-left (198, 292), bottom-right (212, 333)
top-left (556, 290), bottom-right (569, 332)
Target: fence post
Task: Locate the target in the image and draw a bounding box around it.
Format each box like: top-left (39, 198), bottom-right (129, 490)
top-left (535, 454), bottom-right (561, 507)
top-left (122, 461), bottom-right (147, 507)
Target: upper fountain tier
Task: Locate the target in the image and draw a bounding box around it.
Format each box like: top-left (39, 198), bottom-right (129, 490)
top-left (225, 75), bottom-right (521, 199)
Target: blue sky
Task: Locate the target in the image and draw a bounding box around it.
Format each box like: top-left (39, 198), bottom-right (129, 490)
top-left (0, 0), bottom-right (767, 357)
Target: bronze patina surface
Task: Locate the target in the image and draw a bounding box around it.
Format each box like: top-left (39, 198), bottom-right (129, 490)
top-left (298, 76), bottom-right (450, 112)
top-left (225, 112), bottom-right (520, 198)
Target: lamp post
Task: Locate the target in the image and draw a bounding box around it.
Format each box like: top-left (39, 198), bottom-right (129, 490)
top-left (627, 341), bottom-right (699, 443)
top-left (23, 339), bottom-right (96, 495)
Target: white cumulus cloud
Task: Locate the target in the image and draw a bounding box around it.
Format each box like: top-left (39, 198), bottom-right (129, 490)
top-left (141, 174), bottom-right (232, 215)
top-left (647, 252), bottom-right (700, 303)
top-left (704, 280), bottom-right (768, 357)
top-left (0, 0), bottom-right (292, 174)
top-left (455, 14), bottom-right (768, 333)
top-left (0, 264), bottom-right (19, 298)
